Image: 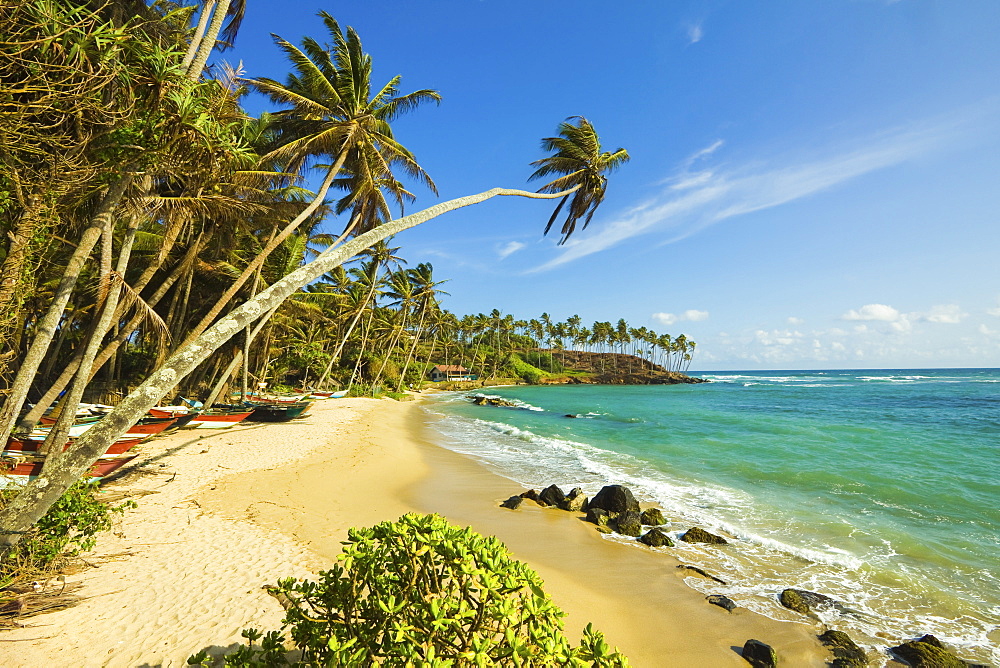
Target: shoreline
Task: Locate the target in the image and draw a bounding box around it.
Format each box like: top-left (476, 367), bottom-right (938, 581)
top-left (200, 398), bottom-right (832, 665)
top-left (2, 397), bottom-right (831, 665)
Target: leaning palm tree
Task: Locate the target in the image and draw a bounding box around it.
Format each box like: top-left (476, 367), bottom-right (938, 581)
top-left (529, 116), bottom-right (630, 245)
top-left (0, 123), bottom-right (629, 552)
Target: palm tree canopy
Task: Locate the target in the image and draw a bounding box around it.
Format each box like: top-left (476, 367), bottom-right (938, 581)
top-left (529, 116), bottom-right (630, 245)
top-left (247, 12), bottom-right (440, 190)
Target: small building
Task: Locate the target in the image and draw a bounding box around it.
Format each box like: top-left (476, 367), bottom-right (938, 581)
top-left (429, 364), bottom-right (476, 382)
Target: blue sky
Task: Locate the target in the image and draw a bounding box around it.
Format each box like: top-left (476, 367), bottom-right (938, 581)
top-left (225, 1), bottom-right (1000, 370)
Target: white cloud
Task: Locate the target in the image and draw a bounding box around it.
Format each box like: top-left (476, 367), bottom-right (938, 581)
top-left (987, 298), bottom-right (1000, 317)
top-left (686, 23), bottom-right (703, 45)
top-left (497, 241), bottom-right (525, 260)
top-left (651, 309), bottom-right (709, 327)
top-left (842, 303), bottom-right (902, 322)
top-left (918, 304), bottom-right (967, 324)
top-left (787, 316), bottom-right (804, 326)
top-left (530, 115), bottom-right (960, 273)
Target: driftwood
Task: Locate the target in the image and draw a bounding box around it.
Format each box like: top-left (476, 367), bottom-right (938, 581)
top-left (0, 577), bottom-right (84, 625)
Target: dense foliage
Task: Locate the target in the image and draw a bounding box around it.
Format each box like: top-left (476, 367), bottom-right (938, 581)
top-left (188, 514), bottom-right (628, 666)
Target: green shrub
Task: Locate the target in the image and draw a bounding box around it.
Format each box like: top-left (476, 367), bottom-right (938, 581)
top-left (190, 513), bottom-right (628, 666)
top-left (507, 354), bottom-right (548, 384)
top-left (0, 480), bottom-right (135, 587)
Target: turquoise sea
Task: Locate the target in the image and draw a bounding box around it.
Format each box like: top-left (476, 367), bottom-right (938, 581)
top-left (423, 368), bottom-right (1000, 665)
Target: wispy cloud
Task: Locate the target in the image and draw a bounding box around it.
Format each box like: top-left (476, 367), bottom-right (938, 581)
top-left (686, 23), bottom-right (704, 45)
top-left (651, 309), bottom-right (709, 326)
top-left (529, 116), bottom-right (966, 273)
top-left (497, 241), bottom-right (526, 260)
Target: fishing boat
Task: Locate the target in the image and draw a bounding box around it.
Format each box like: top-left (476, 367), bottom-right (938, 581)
top-left (213, 401), bottom-right (309, 422)
top-left (4, 435), bottom-right (144, 456)
top-left (148, 405), bottom-right (193, 418)
top-left (1, 452), bottom-right (138, 482)
top-left (183, 410), bottom-right (254, 429)
top-left (27, 416), bottom-right (177, 440)
top-left (245, 402), bottom-right (312, 422)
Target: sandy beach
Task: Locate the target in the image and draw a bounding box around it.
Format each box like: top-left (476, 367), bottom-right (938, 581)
top-left (1, 396), bottom-right (834, 667)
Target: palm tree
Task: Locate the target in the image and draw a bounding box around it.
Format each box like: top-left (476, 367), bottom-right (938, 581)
top-left (397, 263), bottom-right (449, 390)
top-left (181, 13), bottom-right (439, 349)
top-left (528, 116), bottom-right (630, 245)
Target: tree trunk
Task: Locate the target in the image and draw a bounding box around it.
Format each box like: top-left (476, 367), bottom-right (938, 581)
top-left (397, 304), bottom-right (428, 391)
top-left (15, 234), bottom-right (203, 431)
top-left (0, 184), bottom-right (576, 549)
top-left (181, 0), bottom-right (216, 70)
top-left (0, 175), bottom-right (131, 445)
top-left (179, 164), bottom-right (341, 350)
top-left (40, 214), bottom-right (140, 460)
top-left (185, 0), bottom-right (229, 81)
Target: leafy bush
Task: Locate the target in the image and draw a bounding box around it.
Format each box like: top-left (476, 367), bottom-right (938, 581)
top-left (507, 354), bottom-right (548, 384)
top-left (190, 513), bottom-right (628, 666)
top-left (1, 480), bottom-right (135, 587)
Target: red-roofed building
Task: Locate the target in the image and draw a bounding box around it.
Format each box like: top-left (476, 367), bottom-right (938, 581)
top-left (429, 364), bottom-right (475, 382)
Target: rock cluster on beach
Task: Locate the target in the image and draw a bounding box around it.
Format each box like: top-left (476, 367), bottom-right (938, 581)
top-left (498, 482), bottom-right (986, 668)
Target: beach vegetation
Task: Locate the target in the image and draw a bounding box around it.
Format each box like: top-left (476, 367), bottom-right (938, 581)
top-left (188, 513), bottom-right (628, 666)
top-left (0, 481), bottom-right (134, 588)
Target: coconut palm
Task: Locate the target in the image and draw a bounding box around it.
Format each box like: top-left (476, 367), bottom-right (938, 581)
top-left (181, 13), bottom-right (439, 349)
top-left (528, 116), bottom-right (630, 245)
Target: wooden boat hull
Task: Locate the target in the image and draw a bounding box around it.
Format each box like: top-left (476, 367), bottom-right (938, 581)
top-left (1, 453), bottom-right (137, 480)
top-left (5, 436), bottom-right (143, 456)
top-left (184, 411), bottom-right (253, 429)
top-left (245, 402), bottom-right (312, 422)
top-left (148, 406), bottom-right (191, 418)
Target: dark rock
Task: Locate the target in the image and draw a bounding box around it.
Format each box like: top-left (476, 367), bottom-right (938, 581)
top-left (612, 511), bottom-right (643, 537)
top-left (890, 639), bottom-right (966, 668)
top-left (519, 489), bottom-right (539, 501)
top-left (779, 589), bottom-right (837, 616)
top-left (640, 507), bottom-right (666, 526)
top-left (470, 395), bottom-right (519, 408)
top-left (595, 525), bottom-right (613, 534)
top-left (499, 495), bottom-right (523, 510)
top-left (565, 414), bottom-right (578, 418)
top-left (589, 484), bottom-right (640, 514)
top-left (538, 484), bottom-right (566, 507)
top-left (818, 630), bottom-right (867, 667)
top-left (638, 527), bottom-right (674, 547)
top-left (559, 487), bottom-right (588, 512)
top-left (707, 594), bottom-right (736, 612)
top-left (680, 527), bottom-right (728, 544)
top-left (677, 564), bottom-right (728, 585)
top-left (915, 634), bottom-right (943, 649)
top-left (742, 639), bottom-right (777, 667)
top-left (585, 507), bottom-right (614, 527)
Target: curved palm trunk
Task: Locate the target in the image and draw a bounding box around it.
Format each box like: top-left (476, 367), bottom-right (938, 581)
top-left (41, 214), bottom-right (140, 461)
top-left (0, 185), bottom-right (577, 549)
top-left (16, 233), bottom-right (204, 431)
top-left (179, 163), bottom-right (340, 351)
top-left (0, 175), bottom-right (131, 445)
